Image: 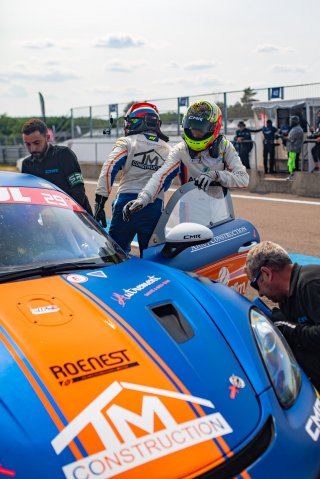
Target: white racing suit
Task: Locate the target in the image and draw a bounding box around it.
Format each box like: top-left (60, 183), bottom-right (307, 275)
top-left (141, 136), bottom-right (249, 202)
top-left (96, 132), bottom-right (171, 254)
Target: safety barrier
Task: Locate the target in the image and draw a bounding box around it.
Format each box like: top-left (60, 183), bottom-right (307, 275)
top-left (70, 82), bottom-right (320, 139)
top-left (0, 146), bottom-right (27, 164)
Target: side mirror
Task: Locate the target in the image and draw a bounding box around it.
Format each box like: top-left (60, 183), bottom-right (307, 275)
top-left (103, 116), bottom-right (114, 135)
top-left (162, 222), bottom-right (213, 259)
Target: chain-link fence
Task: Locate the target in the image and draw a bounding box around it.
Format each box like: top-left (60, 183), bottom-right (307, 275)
top-left (70, 82), bottom-right (320, 139)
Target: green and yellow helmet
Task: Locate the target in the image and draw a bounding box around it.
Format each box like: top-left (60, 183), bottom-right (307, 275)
top-left (183, 101), bottom-right (222, 152)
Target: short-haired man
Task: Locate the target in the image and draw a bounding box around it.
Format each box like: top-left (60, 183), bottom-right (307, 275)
top-left (21, 119), bottom-right (92, 214)
top-left (261, 119), bottom-right (280, 174)
top-left (245, 240), bottom-right (320, 391)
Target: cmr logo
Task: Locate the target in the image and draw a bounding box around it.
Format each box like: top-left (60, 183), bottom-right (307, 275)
top-left (183, 234), bottom-right (201, 240)
top-left (306, 397), bottom-right (320, 442)
top-left (52, 382), bottom-right (233, 479)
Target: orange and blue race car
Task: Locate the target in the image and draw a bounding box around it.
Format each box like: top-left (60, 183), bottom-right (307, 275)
top-left (0, 171), bottom-right (320, 479)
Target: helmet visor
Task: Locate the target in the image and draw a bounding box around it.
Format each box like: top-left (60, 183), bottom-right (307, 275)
top-left (183, 115), bottom-right (214, 134)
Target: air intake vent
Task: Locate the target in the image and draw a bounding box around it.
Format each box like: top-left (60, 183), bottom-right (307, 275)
top-left (150, 303), bottom-right (194, 343)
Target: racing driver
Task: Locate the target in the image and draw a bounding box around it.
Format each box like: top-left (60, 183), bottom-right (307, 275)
top-left (122, 100), bottom-right (249, 221)
top-left (94, 102), bottom-right (171, 255)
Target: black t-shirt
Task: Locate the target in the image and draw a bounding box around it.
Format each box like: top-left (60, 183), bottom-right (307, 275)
top-left (275, 263), bottom-right (320, 351)
top-left (22, 144), bottom-right (92, 214)
top-left (262, 125), bottom-right (278, 142)
top-left (234, 128), bottom-right (253, 151)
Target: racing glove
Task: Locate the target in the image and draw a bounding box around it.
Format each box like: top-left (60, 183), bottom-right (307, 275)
top-left (94, 194), bottom-right (107, 228)
top-left (194, 171), bottom-right (220, 192)
top-left (122, 191), bottom-right (152, 222)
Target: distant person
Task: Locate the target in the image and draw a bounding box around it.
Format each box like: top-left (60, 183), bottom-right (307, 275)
top-left (246, 240), bottom-right (320, 391)
top-left (309, 110), bottom-right (320, 172)
top-left (261, 119), bottom-right (280, 174)
top-left (279, 122), bottom-right (290, 147)
top-left (286, 116), bottom-right (304, 180)
top-left (21, 118), bottom-right (92, 214)
top-left (94, 102), bottom-right (171, 256)
top-left (122, 100), bottom-right (249, 223)
top-left (233, 121), bottom-right (254, 169)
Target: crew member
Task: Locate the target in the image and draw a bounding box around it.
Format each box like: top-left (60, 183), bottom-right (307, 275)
top-left (261, 119), bottom-right (280, 174)
top-left (21, 118), bottom-right (92, 214)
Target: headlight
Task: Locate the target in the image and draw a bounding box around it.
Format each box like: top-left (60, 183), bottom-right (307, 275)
top-left (250, 308), bottom-right (301, 408)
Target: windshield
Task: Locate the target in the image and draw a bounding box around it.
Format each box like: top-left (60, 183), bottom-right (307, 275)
top-left (0, 203), bottom-right (127, 274)
top-left (165, 186), bottom-right (232, 234)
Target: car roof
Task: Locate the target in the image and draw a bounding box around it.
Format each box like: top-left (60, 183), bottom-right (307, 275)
top-left (0, 171), bottom-right (60, 191)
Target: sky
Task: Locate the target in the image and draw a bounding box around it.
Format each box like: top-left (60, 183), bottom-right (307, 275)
top-left (1, 0), bottom-right (320, 118)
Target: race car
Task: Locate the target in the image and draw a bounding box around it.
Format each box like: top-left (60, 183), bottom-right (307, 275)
top-left (0, 171), bottom-right (320, 479)
top-left (142, 182), bottom-right (259, 295)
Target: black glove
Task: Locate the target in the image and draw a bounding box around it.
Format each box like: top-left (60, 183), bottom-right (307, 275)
top-left (194, 171), bottom-right (220, 192)
top-left (94, 194), bottom-right (107, 228)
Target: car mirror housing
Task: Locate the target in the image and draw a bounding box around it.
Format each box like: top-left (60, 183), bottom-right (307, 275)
top-left (162, 222), bottom-right (213, 259)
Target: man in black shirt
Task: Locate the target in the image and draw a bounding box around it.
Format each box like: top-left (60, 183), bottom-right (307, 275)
top-left (261, 119), bottom-right (279, 174)
top-left (21, 119), bottom-right (92, 215)
top-left (233, 121), bottom-right (253, 169)
top-left (246, 240), bottom-right (320, 391)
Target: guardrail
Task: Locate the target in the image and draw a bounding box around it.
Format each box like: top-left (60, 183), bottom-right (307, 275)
top-left (0, 146), bottom-right (27, 164)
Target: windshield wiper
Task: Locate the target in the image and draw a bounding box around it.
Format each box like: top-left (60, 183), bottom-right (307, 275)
top-left (0, 261), bottom-right (104, 283)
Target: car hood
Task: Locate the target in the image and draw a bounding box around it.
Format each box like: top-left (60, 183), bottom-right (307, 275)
top-left (0, 258), bottom-right (263, 479)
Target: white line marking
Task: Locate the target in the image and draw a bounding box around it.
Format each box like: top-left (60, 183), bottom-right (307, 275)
top-left (231, 194), bottom-right (320, 206)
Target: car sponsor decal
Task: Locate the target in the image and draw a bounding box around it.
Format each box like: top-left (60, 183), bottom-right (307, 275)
top-left (0, 187), bottom-right (83, 211)
top-left (0, 463), bottom-right (16, 477)
top-left (190, 226), bottom-right (250, 253)
top-left (229, 375), bottom-right (246, 399)
top-left (65, 274), bottom-right (88, 284)
top-left (30, 305), bottom-right (60, 315)
top-left (111, 275), bottom-right (170, 307)
top-left (86, 271), bottom-right (107, 278)
top-left (50, 349), bottom-right (139, 386)
top-left (305, 397), bottom-right (320, 441)
top-left (194, 252), bottom-right (248, 294)
top-left (218, 266), bottom-right (230, 285)
top-left (51, 381), bottom-right (233, 479)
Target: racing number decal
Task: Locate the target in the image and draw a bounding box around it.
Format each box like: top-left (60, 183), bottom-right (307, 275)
top-left (41, 192), bottom-right (68, 207)
top-left (0, 187), bottom-right (82, 211)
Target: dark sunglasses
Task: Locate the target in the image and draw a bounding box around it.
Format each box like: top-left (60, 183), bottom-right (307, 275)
top-left (250, 269), bottom-right (262, 291)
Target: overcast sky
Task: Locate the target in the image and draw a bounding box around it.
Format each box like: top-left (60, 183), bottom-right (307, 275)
top-left (1, 0), bottom-right (319, 117)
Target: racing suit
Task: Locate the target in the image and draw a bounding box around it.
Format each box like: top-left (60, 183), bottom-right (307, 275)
top-left (271, 263), bottom-right (320, 391)
top-left (95, 132), bottom-right (171, 254)
top-left (138, 136), bottom-right (249, 203)
top-left (22, 144), bottom-right (92, 214)
top-left (287, 125), bottom-right (304, 173)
